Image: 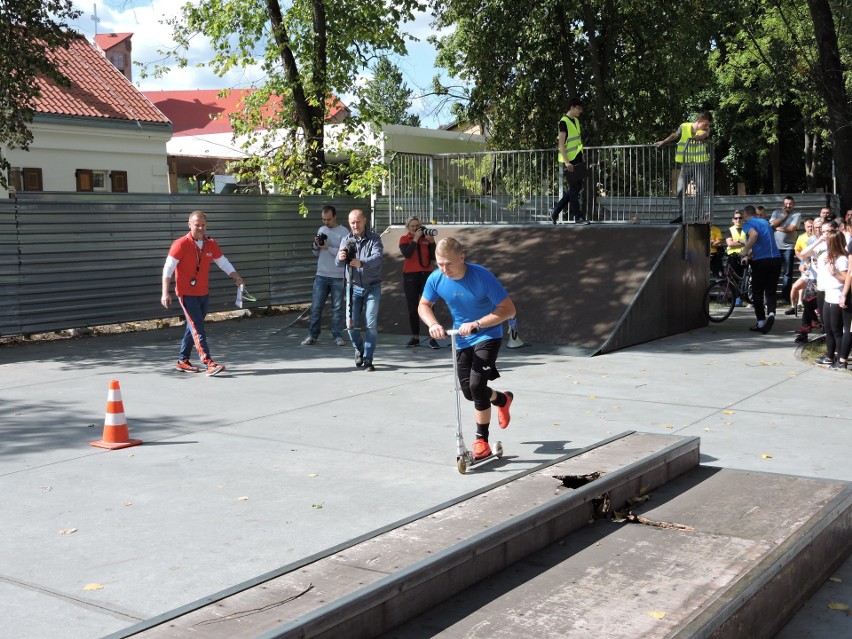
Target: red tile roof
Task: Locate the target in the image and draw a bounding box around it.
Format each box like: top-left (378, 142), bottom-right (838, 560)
top-left (145, 89), bottom-right (349, 137)
top-left (94, 33), bottom-right (133, 51)
top-left (33, 36), bottom-right (170, 125)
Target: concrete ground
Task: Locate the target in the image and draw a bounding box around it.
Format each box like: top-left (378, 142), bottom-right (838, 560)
top-left (0, 306), bottom-right (849, 638)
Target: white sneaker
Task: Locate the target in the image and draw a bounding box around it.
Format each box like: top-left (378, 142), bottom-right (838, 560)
top-left (334, 336), bottom-right (346, 346)
top-left (301, 336), bottom-right (317, 345)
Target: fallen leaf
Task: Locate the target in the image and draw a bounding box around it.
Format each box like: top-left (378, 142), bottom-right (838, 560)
top-left (648, 611), bottom-right (666, 619)
top-left (238, 496), bottom-right (249, 501)
top-left (761, 454), bottom-right (773, 459)
top-left (83, 583), bottom-right (104, 591)
top-left (589, 395), bottom-right (597, 399)
top-left (665, 425), bottom-right (674, 429)
top-left (312, 503), bottom-right (323, 509)
top-left (722, 410), bottom-right (735, 415)
top-left (123, 501), bottom-right (132, 507)
top-left (829, 577), bottom-right (843, 583)
top-left (827, 602), bottom-right (849, 611)
top-left (307, 473), bottom-right (319, 478)
top-left (58, 528), bottom-right (77, 535)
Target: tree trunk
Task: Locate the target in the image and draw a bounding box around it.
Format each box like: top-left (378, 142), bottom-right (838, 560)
top-left (807, 0), bottom-right (852, 209)
top-left (804, 129), bottom-right (816, 192)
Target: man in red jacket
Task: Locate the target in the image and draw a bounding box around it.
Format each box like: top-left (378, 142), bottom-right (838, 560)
top-left (161, 211), bottom-right (245, 376)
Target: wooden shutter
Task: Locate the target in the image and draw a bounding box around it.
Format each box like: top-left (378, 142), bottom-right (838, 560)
top-left (76, 169), bottom-right (94, 192)
top-left (22, 168), bottom-right (43, 191)
top-left (110, 171), bottom-right (128, 193)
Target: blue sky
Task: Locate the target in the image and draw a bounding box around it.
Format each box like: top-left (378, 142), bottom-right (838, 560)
top-left (70, 0), bottom-right (458, 128)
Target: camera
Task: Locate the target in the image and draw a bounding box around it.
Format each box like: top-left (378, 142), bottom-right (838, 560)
top-left (344, 238), bottom-right (357, 263)
top-left (315, 232), bottom-right (327, 246)
top-left (420, 227), bottom-right (438, 237)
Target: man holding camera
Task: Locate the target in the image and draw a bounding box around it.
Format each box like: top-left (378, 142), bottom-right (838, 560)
top-left (336, 209), bottom-right (384, 372)
top-left (302, 205), bottom-right (349, 346)
top-left (400, 217), bottom-right (439, 348)
top-left (418, 237), bottom-right (516, 460)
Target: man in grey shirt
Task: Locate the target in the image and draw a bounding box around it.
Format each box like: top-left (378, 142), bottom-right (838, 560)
top-left (770, 195), bottom-right (801, 306)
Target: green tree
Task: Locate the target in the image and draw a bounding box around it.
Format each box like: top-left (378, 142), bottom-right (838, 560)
top-left (0, 0), bottom-right (82, 190)
top-left (162, 0), bottom-right (423, 200)
top-left (429, 0), bottom-right (734, 150)
top-left (358, 57), bottom-right (421, 127)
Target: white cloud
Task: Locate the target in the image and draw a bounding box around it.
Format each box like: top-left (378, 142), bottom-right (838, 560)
top-left (71, 1), bottom-right (456, 126)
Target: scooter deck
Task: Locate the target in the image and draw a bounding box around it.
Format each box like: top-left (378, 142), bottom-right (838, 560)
top-left (457, 441), bottom-right (503, 474)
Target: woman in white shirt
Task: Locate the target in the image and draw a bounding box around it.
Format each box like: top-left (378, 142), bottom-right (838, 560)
top-left (812, 228), bottom-right (848, 367)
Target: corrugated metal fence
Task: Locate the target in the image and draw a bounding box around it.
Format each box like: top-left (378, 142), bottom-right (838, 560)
top-left (0, 193), bottom-right (368, 336)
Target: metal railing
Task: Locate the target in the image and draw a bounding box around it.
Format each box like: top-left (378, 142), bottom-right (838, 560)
top-left (385, 142), bottom-right (714, 226)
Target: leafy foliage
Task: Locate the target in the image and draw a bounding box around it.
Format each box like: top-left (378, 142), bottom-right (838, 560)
top-left (0, 0), bottom-right (82, 189)
top-left (160, 0), bottom-right (424, 207)
top-left (357, 57), bottom-right (421, 127)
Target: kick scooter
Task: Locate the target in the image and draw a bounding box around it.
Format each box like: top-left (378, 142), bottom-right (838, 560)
top-left (447, 329), bottom-right (503, 474)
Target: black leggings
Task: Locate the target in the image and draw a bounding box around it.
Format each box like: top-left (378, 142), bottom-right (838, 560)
top-left (403, 271), bottom-right (432, 335)
top-left (823, 302), bottom-right (843, 357)
top-left (457, 338), bottom-right (501, 410)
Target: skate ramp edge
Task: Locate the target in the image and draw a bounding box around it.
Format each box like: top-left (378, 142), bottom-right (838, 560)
top-left (107, 432), bottom-right (852, 639)
top-left (375, 225), bottom-right (710, 355)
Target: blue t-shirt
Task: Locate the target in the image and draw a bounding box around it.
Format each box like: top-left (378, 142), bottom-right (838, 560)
top-left (423, 262), bottom-right (509, 349)
top-left (742, 217), bottom-right (780, 260)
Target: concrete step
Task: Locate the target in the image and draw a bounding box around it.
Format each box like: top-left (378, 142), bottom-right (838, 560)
top-left (106, 431), bottom-right (699, 638)
top-left (385, 467), bottom-right (852, 639)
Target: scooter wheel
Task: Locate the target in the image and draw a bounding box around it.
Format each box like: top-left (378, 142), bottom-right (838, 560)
top-left (496, 441), bottom-right (504, 458)
top-left (457, 457), bottom-right (467, 474)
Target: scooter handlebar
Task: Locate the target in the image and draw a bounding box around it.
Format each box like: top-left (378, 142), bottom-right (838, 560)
top-left (445, 327), bottom-right (478, 336)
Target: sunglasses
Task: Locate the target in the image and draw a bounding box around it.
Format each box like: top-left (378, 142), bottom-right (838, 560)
top-left (733, 216), bottom-right (743, 220)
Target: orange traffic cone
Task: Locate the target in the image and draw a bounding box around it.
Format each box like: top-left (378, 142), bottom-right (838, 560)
top-left (90, 380), bottom-right (142, 450)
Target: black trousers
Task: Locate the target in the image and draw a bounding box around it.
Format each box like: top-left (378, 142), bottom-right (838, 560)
top-left (403, 271), bottom-right (431, 335)
top-left (749, 257), bottom-right (782, 321)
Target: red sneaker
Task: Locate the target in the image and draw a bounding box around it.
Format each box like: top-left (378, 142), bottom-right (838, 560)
top-left (497, 391), bottom-right (513, 429)
top-left (206, 362), bottom-right (225, 376)
top-left (176, 359), bottom-right (199, 373)
top-left (472, 439), bottom-right (492, 460)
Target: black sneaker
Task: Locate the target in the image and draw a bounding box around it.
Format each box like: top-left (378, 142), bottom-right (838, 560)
top-left (784, 307), bottom-right (796, 315)
top-left (794, 333), bottom-right (808, 344)
top-left (428, 338), bottom-right (440, 349)
top-left (831, 360), bottom-right (848, 370)
top-left (815, 355), bottom-right (835, 366)
top-left (760, 315), bottom-right (775, 334)
top-left (549, 209), bottom-right (559, 225)
top-left (749, 323), bottom-right (763, 332)
top-left (363, 359), bottom-right (375, 372)
top-left (406, 337), bottom-right (420, 347)
top-left (355, 351), bottom-right (364, 367)
top-left (574, 216), bottom-right (590, 225)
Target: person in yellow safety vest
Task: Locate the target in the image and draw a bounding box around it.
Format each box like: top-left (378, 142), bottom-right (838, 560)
top-left (655, 111), bottom-right (712, 223)
top-left (725, 210), bottom-right (747, 278)
top-left (550, 97), bottom-right (589, 225)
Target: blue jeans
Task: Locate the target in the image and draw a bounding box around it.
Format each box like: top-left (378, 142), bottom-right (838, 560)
top-left (178, 295), bottom-right (212, 364)
top-left (308, 275), bottom-right (344, 339)
top-left (346, 282), bottom-right (381, 360)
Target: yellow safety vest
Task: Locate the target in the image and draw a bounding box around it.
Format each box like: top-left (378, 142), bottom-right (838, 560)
top-left (727, 226), bottom-right (746, 255)
top-left (558, 115), bottom-right (583, 163)
top-left (675, 122), bottom-right (709, 164)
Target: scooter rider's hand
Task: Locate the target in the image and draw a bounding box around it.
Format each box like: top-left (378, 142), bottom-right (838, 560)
top-left (428, 323), bottom-right (447, 339)
top-left (458, 320), bottom-right (481, 337)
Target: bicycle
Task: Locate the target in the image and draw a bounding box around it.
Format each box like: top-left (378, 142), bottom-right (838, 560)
top-left (704, 258), bottom-right (752, 322)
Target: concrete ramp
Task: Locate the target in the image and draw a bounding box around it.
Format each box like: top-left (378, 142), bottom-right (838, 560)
top-left (376, 225), bottom-right (710, 354)
top-left (105, 433), bottom-right (851, 639)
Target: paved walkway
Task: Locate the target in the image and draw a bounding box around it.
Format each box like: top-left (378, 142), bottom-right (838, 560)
top-left (0, 307), bottom-right (849, 638)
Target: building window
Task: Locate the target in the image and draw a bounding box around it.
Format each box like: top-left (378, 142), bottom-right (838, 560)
top-left (110, 171), bottom-right (128, 193)
top-left (22, 168), bottom-right (43, 191)
top-left (92, 170), bottom-right (107, 190)
top-left (76, 169), bottom-right (93, 192)
top-left (111, 52), bottom-right (125, 68)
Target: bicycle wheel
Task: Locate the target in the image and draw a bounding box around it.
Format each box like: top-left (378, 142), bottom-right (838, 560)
top-left (705, 280), bottom-right (735, 322)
